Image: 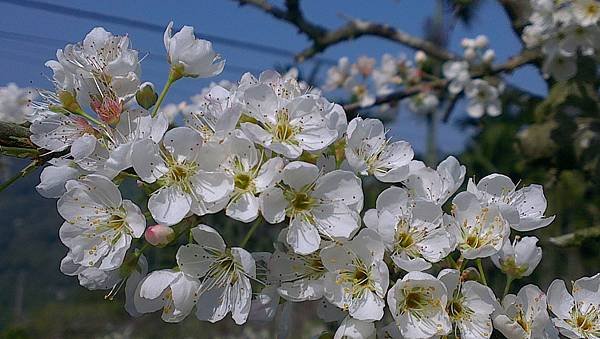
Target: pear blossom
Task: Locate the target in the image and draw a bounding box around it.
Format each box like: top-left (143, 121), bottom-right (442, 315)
top-left (404, 156), bottom-right (466, 206)
top-left (467, 173), bottom-right (555, 231)
top-left (363, 186), bottom-right (455, 272)
top-left (345, 117), bottom-right (414, 182)
top-left (320, 229), bottom-right (389, 321)
top-left (407, 92), bottom-right (439, 114)
top-left (547, 274), bottom-right (600, 338)
top-left (0, 83), bottom-right (36, 123)
top-left (493, 284), bottom-right (559, 339)
top-left (267, 228), bottom-right (328, 302)
top-left (439, 269), bottom-right (498, 339)
top-left (182, 84), bottom-right (241, 142)
top-left (164, 21), bottom-right (225, 78)
top-left (239, 86), bottom-right (338, 158)
top-left (386, 271), bottom-right (452, 338)
top-left (260, 161), bottom-right (363, 254)
top-left (324, 57), bottom-right (352, 91)
top-left (334, 316), bottom-right (376, 339)
top-left (57, 174), bottom-right (145, 270)
top-left (131, 127), bottom-right (233, 225)
top-left (55, 27), bottom-right (141, 111)
top-left (220, 130), bottom-right (284, 222)
top-left (176, 224), bottom-right (256, 324)
top-left (464, 79), bottom-right (502, 118)
top-left (573, 0), bottom-right (600, 26)
top-left (36, 158), bottom-right (84, 198)
top-left (133, 268), bottom-right (200, 322)
top-left (491, 236), bottom-right (542, 278)
top-left (445, 191), bottom-right (510, 259)
top-left (30, 111), bottom-right (95, 152)
top-left (443, 61), bottom-right (471, 94)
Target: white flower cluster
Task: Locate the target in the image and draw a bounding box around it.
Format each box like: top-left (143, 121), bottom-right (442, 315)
top-left (0, 83), bottom-right (37, 124)
top-left (523, 0), bottom-right (600, 80)
top-left (324, 53), bottom-right (440, 115)
top-left (443, 36), bottom-right (504, 119)
top-left (2, 23), bottom-right (596, 338)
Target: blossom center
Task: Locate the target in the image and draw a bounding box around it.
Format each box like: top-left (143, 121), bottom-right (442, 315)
top-left (291, 192), bottom-right (315, 212)
top-left (234, 173), bottom-right (253, 191)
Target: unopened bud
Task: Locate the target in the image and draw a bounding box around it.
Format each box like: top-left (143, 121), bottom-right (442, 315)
top-left (415, 50), bottom-right (427, 64)
top-left (464, 47), bottom-right (477, 61)
top-left (136, 82), bottom-right (158, 110)
top-left (145, 224), bottom-right (175, 246)
top-left (475, 35), bottom-right (489, 48)
top-left (58, 90), bottom-right (83, 114)
top-left (482, 49), bottom-right (495, 63)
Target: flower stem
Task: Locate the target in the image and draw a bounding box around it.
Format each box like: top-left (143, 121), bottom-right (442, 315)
top-left (151, 69), bottom-right (178, 118)
top-left (0, 160), bottom-right (39, 193)
top-left (240, 217), bottom-right (263, 248)
top-left (503, 275), bottom-right (514, 297)
top-left (476, 259), bottom-right (488, 286)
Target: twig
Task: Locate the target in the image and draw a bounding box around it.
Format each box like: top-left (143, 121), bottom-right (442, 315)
top-left (234, 0), bottom-right (457, 62)
top-left (548, 226), bottom-right (600, 247)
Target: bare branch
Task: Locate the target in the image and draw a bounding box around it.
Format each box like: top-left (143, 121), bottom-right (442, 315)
top-left (233, 0), bottom-right (457, 62)
top-left (548, 226), bottom-right (600, 247)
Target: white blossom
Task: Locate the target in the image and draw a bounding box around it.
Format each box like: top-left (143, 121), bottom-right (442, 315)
top-left (321, 229), bottom-right (389, 321)
top-left (260, 161), bottom-right (363, 254)
top-left (387, 271), bottom-right (451, 338)
top-left (363, 186), bottom-right (455, 272)
top-left (464, 79), bottom-right (502, 118)
top-left (132, 127), bottom-right (233, 225)
top-left (345, 117), bottom-right (414, 182)
top-left (547, 273), bottom-right (600, 338)
top-left (57, 174), bottom-right (145, 270)
top-left (176, 224), bottom-right (256, 324)
top-left (491, 236), bottom-right (542, 278)
top-left (163, 21), bottom-right (225, 78)
top-left (404, 156), bottom-right (466, 206)
top-left (493, 284), bottom-right (559, 339)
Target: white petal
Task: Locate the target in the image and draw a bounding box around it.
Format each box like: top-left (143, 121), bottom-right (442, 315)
top-left (149, 186), bottom-right (191, 225)
top-left (287, 217), bottom-right (321, 255)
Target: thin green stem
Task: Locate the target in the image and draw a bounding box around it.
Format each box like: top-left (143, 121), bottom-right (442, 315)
top-left (240, 217), bottom-right (263, 248)
top-left (503, 275), bottom-right (514, 297)
top-left (151, 69), bottom-right (178, 118)
top-left (476, 259), bottom-right (488, 286)
top-left (0, 146), bottom-right (39, 158)
top-left (0, 160), bottom-right (39, 193)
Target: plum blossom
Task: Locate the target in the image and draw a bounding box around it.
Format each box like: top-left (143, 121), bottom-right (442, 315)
top-left (260, 161), bottom-right (363, 254)
top-left (320, 229), bottom-right (389, 321)
top-left (164, 21), bottom-right (225, 78)
top-left (176, 224), bottom-right (256, 324)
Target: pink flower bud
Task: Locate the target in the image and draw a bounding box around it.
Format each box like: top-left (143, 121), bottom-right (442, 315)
top-left (145, 224), bottom-right (175, 246)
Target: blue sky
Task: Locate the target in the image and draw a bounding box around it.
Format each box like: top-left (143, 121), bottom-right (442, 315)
top-left (0, 0), bottom-right (546, 155)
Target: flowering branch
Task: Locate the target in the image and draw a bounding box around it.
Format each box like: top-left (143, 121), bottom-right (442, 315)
top-left (342, 49), bottom-right (540, 115)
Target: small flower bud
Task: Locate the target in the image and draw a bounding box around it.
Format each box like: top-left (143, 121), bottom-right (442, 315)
top-left (415, 50), bottom-right (427, 64)
top-left (145, 224), bottom-right (175, 246)
top-left (482, 49), bottom-right (495, 64)
top-left (136, 82), bottom-right (158, 110)
top-left (464, 47), bottom-right (477, 61)
top-left (474, 35), bottom-right (489, 48)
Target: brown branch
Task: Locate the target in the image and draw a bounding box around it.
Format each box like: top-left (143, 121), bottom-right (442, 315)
top-left (0, 121), bottom-right (65, 164)
top-left (234, 0), bottom-right (457, 62)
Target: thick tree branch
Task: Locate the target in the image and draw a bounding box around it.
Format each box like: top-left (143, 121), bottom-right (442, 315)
top-left (0, 121), bottom-right (64, 164)
top-left (234, 0), bottom-right (457, 62)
